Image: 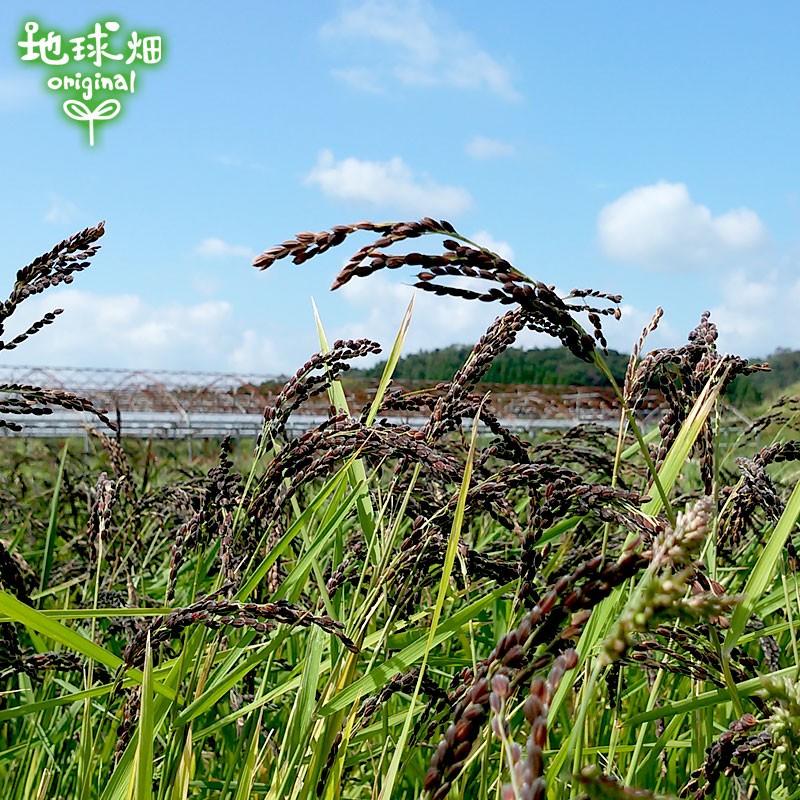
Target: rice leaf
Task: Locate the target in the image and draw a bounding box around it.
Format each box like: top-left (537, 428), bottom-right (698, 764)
top-left (724, 476), bottom-right (800, 652)
top-left (134, 634), bottom-right (154, 800)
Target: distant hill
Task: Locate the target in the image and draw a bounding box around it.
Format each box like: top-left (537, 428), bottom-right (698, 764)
top-left (352, 345), bottom-right (800, 407)
top-left (728, 348), bottom-right (800, 406)
top-left (353, 345), bottom-right (628, 386)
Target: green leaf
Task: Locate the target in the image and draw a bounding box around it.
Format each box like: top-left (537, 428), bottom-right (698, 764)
top-left (312, 299), bottom-right (376, 555)
top-left (321, 581), bottom-right (513, 716)
top-left (548, 372), bottom-right (723, 753)
top-left (379, 403), bottom-right (483, 800)
top-left (100, 648), bottom-right (185, 800)
top-left (237, 466), bottom-right (350, 601)
top-left (0, 607), bottom-right (171, 623)
top-left (378, 403), bottom-right (482, 799)
top-left (134, 634), bottom-right (154, 800)
top-left (364, 294), bottom-right (414, 427)
top-left (39, 441), bottom-right (68, 597)
top-left (273, 480), bottom-right (365, 602)
top-left (725, 476), bottom-right (800, 652)
top-left (174, 640), bottom-right (279, 727)
top-left (643, 374), bottom-right (720, 517)
top-left (0, 589), bottom-right (173, 698)
top-left (627, 664), bottom-right (798, 726)
top-left (233, 708), bottom-right (265, 800)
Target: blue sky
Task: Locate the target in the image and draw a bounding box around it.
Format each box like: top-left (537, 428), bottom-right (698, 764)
top-left (2, 1), bottom-right (799, 376)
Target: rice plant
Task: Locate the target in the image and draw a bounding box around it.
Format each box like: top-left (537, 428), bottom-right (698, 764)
top-left (0, 219), bottom-right (798, 799)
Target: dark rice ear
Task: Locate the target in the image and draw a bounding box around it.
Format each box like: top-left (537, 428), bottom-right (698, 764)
top-left (259, 338), bottom-right (382, 446)
top-left (1, 221), bottom-right (105, 337)
top-left (0, 222), bottom-right (116, 432)
top-left (626, 311), bottom-right (769, 494)
top-left (256, 219), bottom-right (622, 363)
top-left (426, 546), bottom-right (650, 799)
top-left (0, 381), bottom-right (117, 432)
top-left (0, 540), bottom-right (33, 605)
top-left (122, 596), bottom-right (357, 671)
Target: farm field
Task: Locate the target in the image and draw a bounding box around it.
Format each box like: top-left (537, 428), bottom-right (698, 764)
top-left (1, 220), bottom-right (800, 800)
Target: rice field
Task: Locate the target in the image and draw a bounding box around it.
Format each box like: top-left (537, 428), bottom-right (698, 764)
top-left (1, 219), bottom-right (799, 799)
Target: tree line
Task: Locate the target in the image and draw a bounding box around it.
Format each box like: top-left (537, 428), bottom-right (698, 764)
top-left (351, 345), bottom-right (800, 407)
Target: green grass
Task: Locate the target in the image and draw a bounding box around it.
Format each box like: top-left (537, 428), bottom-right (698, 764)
top-left (2, 218), bottom-right (800, 799)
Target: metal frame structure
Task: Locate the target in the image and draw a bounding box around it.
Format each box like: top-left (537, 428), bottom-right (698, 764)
top-left (0, 365), bottom-right (665, 439)
top-left (0, 365), bottom-right (278, 414)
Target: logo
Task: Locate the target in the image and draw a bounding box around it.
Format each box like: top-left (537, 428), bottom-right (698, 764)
top-left (17, 19), bottom-right (164, 146)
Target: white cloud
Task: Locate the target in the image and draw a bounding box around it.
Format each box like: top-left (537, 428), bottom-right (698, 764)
top-left (334, 272), bottom-right (512, 360)
top-left (192, 274), bottom-right (221, 297)
top-left (330, 67), bottom-right (385, 94)
top-left (194, 238), bottom-right (255, 259)
top-left (305, 149), bottom-right (473, 217)
top-left (598, 181), bottom-right (768, 270)
top-left (710, 267), bottom-right (800, 357)
top-left (44, 193), bottom-right (80, 225)
top-left (0, 281), bottom-right (686, 384)
top-left (465, 135), bottom-right (516, 159)
top-left (332, 272), bottom-right (671, 361)
top-left (602, 304), bottom-right (677, 355)
top-left (469, 231), bottom-right (514, 263)
top-left (229, 329), bottom-right (283, 373)
top-left (320, 0), bottom-right (520, 101)
top-left (0, 289), bottom-right (289, 374)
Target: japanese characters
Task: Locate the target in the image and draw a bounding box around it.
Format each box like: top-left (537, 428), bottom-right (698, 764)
top-left (17, 19), bottom-right (164, 146)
